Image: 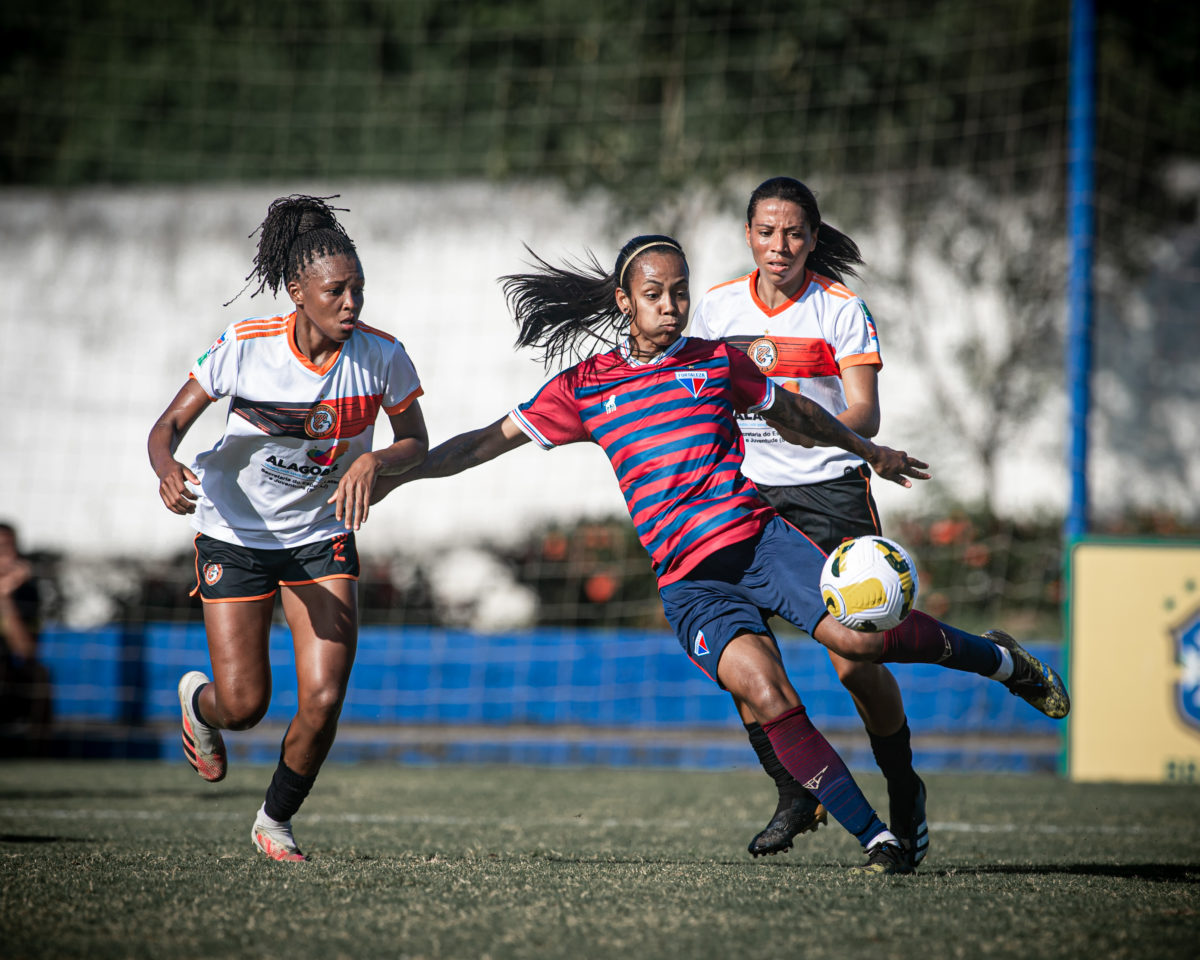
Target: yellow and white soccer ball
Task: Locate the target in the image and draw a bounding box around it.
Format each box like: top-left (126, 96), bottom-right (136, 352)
top-left (819, 535), bottom-right (919, 632)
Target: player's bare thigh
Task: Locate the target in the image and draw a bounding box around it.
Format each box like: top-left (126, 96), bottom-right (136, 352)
top-left (200, 596), bottom-right (274, 729)
top-left (280, 578), bottom-right (359, 705)
top-left (717, 631), bottom-right (803, 724)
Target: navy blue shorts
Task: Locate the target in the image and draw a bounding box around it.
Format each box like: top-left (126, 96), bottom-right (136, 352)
top-left (658, 516), bottom-right (828, 685)
top-left (191, 532), bottom-right (359, 602)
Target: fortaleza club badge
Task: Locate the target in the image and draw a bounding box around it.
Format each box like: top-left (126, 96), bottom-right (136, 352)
top-left (675, 370), bottom-right (708, 398)
top-left (1174, 604), bottom-right (1200, 732)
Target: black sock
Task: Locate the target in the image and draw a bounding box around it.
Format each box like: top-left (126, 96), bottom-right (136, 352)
top-left (191, 684), bottom-right (215, 729)
top-left (263, 759), bottom-right (318, 823)
top-left (745, 721), bottom-right (807, 800)
top-left (868, 717), bottom-right (918, 794)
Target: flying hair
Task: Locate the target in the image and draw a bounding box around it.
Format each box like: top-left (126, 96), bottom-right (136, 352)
top-left (502, 235), bottom-right (686, 370)
top-left (225, 194), bottom-right (357, 306)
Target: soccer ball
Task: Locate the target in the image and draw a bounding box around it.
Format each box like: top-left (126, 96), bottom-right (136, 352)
top-left (819, 536), bottom-right (919, 632)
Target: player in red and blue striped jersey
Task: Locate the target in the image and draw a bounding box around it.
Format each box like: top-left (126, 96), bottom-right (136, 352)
top-left (373, 234), bottom-right (1070, 875)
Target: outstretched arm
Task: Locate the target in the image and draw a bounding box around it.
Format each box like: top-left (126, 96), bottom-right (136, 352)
top-left (763, 388), bottom-right (929, 487)
top-left (763, 365), bottom-right (880, 447)
top-left (371, 414), bottom-right (532, 504)
top-left (329, 400), bottom-right (430, 530)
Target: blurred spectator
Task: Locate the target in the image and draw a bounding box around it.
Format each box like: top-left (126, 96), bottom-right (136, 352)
top-left (0, 522), bottom-right (52, 741)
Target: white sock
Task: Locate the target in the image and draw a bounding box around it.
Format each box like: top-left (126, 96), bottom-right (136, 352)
top-left (989, 646), bottom-right (1015, 682)
top-left (864, 828), bottom-right (899, 850)
top-left (256, 803), bottom-right (289, 828)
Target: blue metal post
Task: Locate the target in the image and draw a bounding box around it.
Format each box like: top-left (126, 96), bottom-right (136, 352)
top-left (1065, 0), bottom-right (1096, 541)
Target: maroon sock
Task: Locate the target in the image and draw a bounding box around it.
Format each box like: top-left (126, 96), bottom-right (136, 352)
top-left (879, 610), bottom-right (1002, 676)
top-left (761, 705), bottom-right (887, 846)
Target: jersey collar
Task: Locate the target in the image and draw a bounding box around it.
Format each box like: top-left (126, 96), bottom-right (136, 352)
top-left (748, 268), bottom-right (812, 318)
top-left (617, 336), bottom-right (689, 366)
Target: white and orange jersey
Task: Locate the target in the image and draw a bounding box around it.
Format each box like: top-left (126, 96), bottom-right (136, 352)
top-left (689, 269), bottom-right (882, 486)
top-left (185, 312), bottom-right (423, 548)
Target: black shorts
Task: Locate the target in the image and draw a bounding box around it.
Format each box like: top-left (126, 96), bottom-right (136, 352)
top-left (190, 532), bottom-right (359, 602)
top-left (753, 465), bottom-right (881, 555)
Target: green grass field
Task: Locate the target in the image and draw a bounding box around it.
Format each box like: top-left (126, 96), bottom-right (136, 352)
top-left (2, 761), bottom-right (1197, 960)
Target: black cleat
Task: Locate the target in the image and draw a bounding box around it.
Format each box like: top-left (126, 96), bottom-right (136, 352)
top-left (747, 793), bottom-right (828, 857)
top-left (986, 629), bottom-right (1071, 719)
top-left (850, 839), bottom-right (912, 876)
top-left (892, 776), bottom-right (928, 870)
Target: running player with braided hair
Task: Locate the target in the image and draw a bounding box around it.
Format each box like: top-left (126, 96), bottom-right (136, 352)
top-left (690, 176), bottom-right (928, 866)
top-left (372, 234), bottom-right (1069, 874)
top-left (148, 195), bottom-right (428, 861)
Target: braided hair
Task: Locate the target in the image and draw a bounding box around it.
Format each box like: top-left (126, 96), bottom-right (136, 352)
top-left (503, 235), bottom-right (686, 369)
top-left (746, 177), bottom-right (863, 284)
top-left (229, 195), bottom-right (358, 303)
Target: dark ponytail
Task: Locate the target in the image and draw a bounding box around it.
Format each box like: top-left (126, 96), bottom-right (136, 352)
top-left (228, 195), bottom-right (358, 304)
top-left (746, 177), bottom-right (863, 284)
top-left (502, 234), bottom-right (685, 369)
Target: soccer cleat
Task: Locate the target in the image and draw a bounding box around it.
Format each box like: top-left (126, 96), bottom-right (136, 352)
top-left (747, 793), bottom-right (828, 857)
top-left (986, 629), bottom-right (1071, 720)
top-left (252, 814), bottom-right (307, 862)
top-left (850, 839), bottom-right (912, 876)
top-left (892, 776), bottom-right (929, 870)
top-left (178, 671), bottom-right (226, 782)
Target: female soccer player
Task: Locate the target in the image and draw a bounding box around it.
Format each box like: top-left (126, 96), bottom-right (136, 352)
top-left (373, 234), bottom-right (1069, 874)
top-left (148, 195), bottom-right (428, 861)
top-left (689, 176), bottom-right (927, 865)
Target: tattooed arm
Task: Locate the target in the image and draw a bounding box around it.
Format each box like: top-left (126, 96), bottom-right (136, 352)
top-left (763, 390), bottom-right (930, 488)
top-left (370, 415), bottom-right (531, 503)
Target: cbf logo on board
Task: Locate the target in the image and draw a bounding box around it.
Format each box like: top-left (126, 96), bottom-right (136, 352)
top-left (1174, 606), bottom-right (1200, 732)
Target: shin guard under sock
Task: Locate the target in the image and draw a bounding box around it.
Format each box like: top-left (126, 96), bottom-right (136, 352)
top-left (745, 722), bottom-right (807, 799)
top-left (868, 718), bottom-right (917, 790)
top-left (761, 705), bottom-right (889, 848)
top-left (263, 759), bottom-right (317, 823)
top-left (879, 610), bottom-right (1002, 676)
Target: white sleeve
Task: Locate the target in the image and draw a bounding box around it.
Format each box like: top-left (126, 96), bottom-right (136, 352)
top-left (688, 293), bottom-right (713, 339)
top-left (830, 296), bottom-right (882, 365)
top-left (382, 340), bottom-right (423, 413)
top-left (188, 325), bottom-right (238, 400)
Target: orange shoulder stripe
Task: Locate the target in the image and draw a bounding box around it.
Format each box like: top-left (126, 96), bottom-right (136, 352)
top-left (705, 272), bottom-right (754, 295)
top-left (808, 274), bottom-right (856, 300)
top-left (356, 321), bottom-right (397, 343)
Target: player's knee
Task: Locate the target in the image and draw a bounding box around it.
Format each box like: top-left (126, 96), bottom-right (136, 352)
top-left (213, 684), bottom-right (269, 730)
top-left (298, 684), bottom-right (345, 729)
top-left (221, 699), bottom-right (268, 731)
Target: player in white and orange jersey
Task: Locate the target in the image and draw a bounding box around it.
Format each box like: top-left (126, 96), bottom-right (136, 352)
top-left (690, 177), bottom-right (927, 869)
top-left (148, 195), bottom-right (428, 861)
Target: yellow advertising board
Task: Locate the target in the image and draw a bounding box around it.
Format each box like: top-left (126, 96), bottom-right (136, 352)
top-left (1069, 540), bottom-right (1200, 783)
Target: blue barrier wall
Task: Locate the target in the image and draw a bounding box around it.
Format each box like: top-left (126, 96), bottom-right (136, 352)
top-left (38, 623), bottom-right (1061, 738)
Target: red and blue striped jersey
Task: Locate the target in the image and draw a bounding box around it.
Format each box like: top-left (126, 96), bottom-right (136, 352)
top-left (509, 337), bottom-right (778, 585)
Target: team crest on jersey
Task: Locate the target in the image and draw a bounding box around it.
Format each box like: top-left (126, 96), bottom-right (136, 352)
top-left (748, 337), bottom-right (779, 373)
top-left (693, 630), bottom-right (709, 656)
top-left (203, 563), bottom-right (223, 586)
top-left (1174, 608), bottom-right (1200, 732)
top-left (307, 440), bottom-right (350, 466)
top-left (604, 395), bottom-right (617, 414)
top-left (305, 402), bottom-right (339, 438)
top-left (195, 333), bottom-right (227, 368)
top-left (675, 371), bottom-right (708, 398)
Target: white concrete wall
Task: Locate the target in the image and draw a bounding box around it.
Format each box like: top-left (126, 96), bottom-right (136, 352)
top-left (2, 181), bottom-right (1192, 561)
